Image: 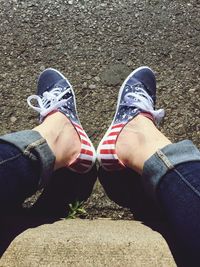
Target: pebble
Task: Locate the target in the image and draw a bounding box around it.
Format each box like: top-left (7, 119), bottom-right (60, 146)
top-left (40, 65), bottom-right (45, 71)
top-left (94, 76), bottom-right (100, 82)
top-left (176, 124), bottom-right (185, 135)
top-left (82, 82), bottom-right (88, 88)
top-left (10, 116), bottom-right (17, 123)
top-left (189, 88), bottom-right (196, 93)
top-left (127, 60), bottom-right (133, 67)
top-left (89, 84), bottom-right (96, 89)
top-left (177, 124), bottom-right (184, 129)
top-left (85, 74), bottom-right (92, 80)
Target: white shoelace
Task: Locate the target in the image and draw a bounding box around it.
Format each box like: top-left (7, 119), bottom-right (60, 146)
top-left (121, 87), bottom-right (165, 124)
top-left (27, 87), bottom-right (72, 118)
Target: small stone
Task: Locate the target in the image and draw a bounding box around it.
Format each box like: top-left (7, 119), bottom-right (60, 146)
top-left (94, 76), bottom-right (100, 82)
top-left (176, 124), bottom-right (185, 135)
top-left (85, 74), bottom-right (92, 80)
top-left (40, 65), bottom-right (45, 71)
top-left (127, 60), bottom-right (133, 67)
top-left (89, 84), bottom-right (96, 89)
top-left (82, 82), bottom-right (87, 88)
top-left (189, 88), bottom-right (196, 93)
top-left (177, 124), bottom-right (183, 129)
top-left (68, 0), bottom-right (73, 4)
top-left (10, 116), bottom-right (17, 123)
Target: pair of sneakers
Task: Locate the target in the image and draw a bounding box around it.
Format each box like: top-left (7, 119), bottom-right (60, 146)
top-left (27, 66), bottom-right (165, 174)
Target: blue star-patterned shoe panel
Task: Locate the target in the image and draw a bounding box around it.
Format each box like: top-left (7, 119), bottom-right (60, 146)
top-left (113, 77), bottom-right (149, 125)
top-left (52, 79), bottom-right (80, 124)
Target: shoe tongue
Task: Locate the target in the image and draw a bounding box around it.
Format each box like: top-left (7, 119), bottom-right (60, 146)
top-left (127, 77), bottom-right (155, 103)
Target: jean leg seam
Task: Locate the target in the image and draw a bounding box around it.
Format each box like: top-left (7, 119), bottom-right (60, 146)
top-left (175, 169), bottom-right (200, 198)
top-left (0, 153), bottom-right (21, 165)
top-left (23, 138), bottom-right (46, 158)
top-left (156, 150), bottom-right (174, 170)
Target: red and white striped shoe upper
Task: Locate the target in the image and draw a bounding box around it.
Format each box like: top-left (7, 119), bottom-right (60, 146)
top-left (97, 123), bottom-right (126, 171)
top-left (97, 113), bottom-right (156, 171)
top-left (68, 122), bottom-right (96, 173)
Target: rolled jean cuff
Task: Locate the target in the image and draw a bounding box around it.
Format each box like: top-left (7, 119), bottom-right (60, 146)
top-left (0, 130), bottom-right (55, 188)
top-left (142, 140), bottom-right (200, 199)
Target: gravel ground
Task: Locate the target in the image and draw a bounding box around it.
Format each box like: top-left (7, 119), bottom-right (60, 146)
top-left (0, 0), bottom-right (199, 219)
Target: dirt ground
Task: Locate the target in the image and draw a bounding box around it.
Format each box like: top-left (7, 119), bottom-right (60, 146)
top-left (0, 0), bottom-right (199, 220)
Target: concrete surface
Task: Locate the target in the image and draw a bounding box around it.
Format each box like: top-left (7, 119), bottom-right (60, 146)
top-left (0, 219), bottom-right (176, 267)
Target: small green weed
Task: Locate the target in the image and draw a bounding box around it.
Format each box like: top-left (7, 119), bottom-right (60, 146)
top-left (66, 200), bottom-right (87, 219)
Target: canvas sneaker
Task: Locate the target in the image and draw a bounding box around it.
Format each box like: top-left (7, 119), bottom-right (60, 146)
top-left (97, 66), bottom-right (165, 171)
top-left (27, 68), bottom-right (96, 173)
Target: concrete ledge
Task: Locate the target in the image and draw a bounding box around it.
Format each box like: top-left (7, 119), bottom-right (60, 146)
top-left (0, 219), bottom-right (176, 267)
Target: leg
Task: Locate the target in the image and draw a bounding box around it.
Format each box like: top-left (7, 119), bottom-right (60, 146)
top-left (0, 142), bottom-right (41, 210)
top-left (116, 114), bottom-right (171, 174)
top-left (0, 111), bottom-right (80, 211)
top-left (97, 66), bottom-right (200, 260)
top-left (117, 115), bottom-right (200, 259)
top-left (0, 67), bottom-right (96, 212)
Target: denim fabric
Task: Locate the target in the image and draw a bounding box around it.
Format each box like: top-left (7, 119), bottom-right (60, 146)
top-left (142, 140), bottom-right (200, 198)
top-left (0, 130), bottom-right (55, 188)
top-left (0, 143), bottom-right (40, 210)
top-left (142, 140), bottom-right (200, 260)
top-left (157, 162), bottom-right (200, 261)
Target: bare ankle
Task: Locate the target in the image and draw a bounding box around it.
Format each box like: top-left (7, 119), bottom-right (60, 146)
top-left (116, 115), bottom-right (171, 174)
top-left (33, 112), bottom-right (81, 170)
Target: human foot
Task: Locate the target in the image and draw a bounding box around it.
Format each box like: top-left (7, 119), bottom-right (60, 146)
top-left (97, 66), bottom-right (165, 171)
top-left (33, 111), bottom-right (81, 170)
top-left (28, 68), bottom-right (96, 172)
top-left (116, 115), bottom-right (171, 174)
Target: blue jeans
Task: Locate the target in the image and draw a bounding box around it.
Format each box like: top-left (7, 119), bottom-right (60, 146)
top-left (142, 140), bottom-right (200, 260)
top-left (0, 130), bottom-right (55, 211)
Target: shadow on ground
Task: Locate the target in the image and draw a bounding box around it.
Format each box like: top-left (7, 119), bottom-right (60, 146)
top-left (0, 166), bottom-right (97, 256)
top-left (98, 167), bottom-right (193, 267)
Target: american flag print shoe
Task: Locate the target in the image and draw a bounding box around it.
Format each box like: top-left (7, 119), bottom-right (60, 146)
top-left (27, 68), bottom-right (96, 173)
top-left (97, 66), bottom-right (165, 171)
